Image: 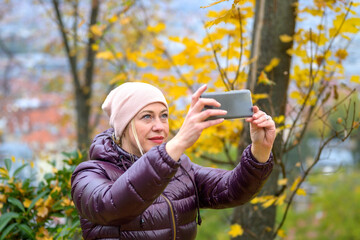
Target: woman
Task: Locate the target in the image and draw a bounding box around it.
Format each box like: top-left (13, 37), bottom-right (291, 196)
top-left (71, 82), bottom-right (276, 239)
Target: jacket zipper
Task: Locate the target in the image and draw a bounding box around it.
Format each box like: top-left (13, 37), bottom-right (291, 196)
top-left (161, 194), bottom-right (176, 240)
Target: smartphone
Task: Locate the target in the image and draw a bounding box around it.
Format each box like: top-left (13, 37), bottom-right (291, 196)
top-left (201, 90), bottom-right (253, 120)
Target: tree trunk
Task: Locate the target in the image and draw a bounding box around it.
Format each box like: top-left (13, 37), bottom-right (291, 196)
top-left (51, 0), bottom-right (99, 150)
top-left (75, 88), bottom-right (92, 150)
top-left (232, 0), bottom-right (297, 239)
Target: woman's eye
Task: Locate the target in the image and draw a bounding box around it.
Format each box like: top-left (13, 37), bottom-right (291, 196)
top-left (142, 114), bottom-right (152, 119)
top-left (161, 113), bottom-right (168, 119)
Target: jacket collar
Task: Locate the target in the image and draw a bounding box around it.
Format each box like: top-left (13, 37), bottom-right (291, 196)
top-left (89, 128), bottom-right (139, 168)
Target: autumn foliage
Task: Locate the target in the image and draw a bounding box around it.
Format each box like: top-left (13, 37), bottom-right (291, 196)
top-left (0, 0), bottom-right (359, 239)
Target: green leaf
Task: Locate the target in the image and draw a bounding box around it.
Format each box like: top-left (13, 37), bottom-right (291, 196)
top-left (27, 191), bottom-right (48, 211)
top-left (0, 212), bottom-right (19, 233)
top-left (18, 224), bottom-right (34, 239)
top-left (0, 222), bottom-right (17, 240)
top-left (52, 212), bottom-right (64, 218)
top-left (7, 197), bottom-right (25, 212)
top-left (4, 158), bottom-right (11, 171)
top-left (13, 164), bottom-right (29, 178)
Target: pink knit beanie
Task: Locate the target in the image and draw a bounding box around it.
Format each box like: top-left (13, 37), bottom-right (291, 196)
top-left (102, 82), bottom-right (168, 139)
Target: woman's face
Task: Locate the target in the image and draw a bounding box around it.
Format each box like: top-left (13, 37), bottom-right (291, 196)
top-left (122, 102), bottom-right (169, 156)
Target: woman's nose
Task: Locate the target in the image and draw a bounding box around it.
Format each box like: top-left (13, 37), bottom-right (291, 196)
top-left (152, 118), bottom-right (165, 131)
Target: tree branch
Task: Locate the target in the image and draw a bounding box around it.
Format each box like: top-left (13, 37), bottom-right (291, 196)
top-left (51, 0), bottom-right (81, 90)
top-left (204, 23), bottom-right (231, 91)
top-left (273, 99), bottom-right (358, 238)
top-left (233, 7), bottom-right (244, 89)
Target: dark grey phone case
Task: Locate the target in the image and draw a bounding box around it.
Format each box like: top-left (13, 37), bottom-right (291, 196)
top-left (201, 90), bottom-right (253, 120)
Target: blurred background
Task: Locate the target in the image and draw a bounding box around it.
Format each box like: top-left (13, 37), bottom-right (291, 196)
top-left (0, 0), bottom-right (359, 239)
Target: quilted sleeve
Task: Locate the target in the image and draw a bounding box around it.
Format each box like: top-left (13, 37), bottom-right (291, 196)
top-left (194, 144), bottom-right (273, 209)
top-left (71, 143), bottom-right (179, 225)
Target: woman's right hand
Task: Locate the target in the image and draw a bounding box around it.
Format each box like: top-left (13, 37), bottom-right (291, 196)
top-left (166, 84), bottom-right (227, 161)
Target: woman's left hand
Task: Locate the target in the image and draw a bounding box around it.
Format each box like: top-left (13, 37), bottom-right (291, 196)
top-left (245, 106), bottom-right (276, 163)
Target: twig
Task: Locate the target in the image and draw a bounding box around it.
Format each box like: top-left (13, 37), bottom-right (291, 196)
top-left (274, 132), bottom-right (337, 238)
top-left (233, 7), bottom-right (244, 89)
top-left (273, 99), bottom-right (357, 238)
top-left (203, 22), bottom-right (231, 91)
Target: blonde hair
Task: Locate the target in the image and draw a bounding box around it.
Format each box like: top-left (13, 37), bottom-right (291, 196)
top-left (130, 119), bottom-right (144, 156)
top-left (114, 119), bottom-right (144, 157)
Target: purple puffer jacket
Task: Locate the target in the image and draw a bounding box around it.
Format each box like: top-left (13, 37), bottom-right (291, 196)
top-left (71, 129), bottom-right (273, 240)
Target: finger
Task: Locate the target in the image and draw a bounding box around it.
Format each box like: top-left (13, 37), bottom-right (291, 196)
top-left (190, 84), bottom-right (208, 108)
top-left (198, 117), bottom-right (225, 129)
top-left (253, 118), bottom-right (276, 129)
top-left (192, 97), bottom-right (221, 113)
top-left (197, 109), bottom-right (227, 122)
top-left (253, 110), bottom-right (266, 119)
top-left (252, 113), bottom-right (269, 124)
top-left (252, 105), bottom-right (259, 113)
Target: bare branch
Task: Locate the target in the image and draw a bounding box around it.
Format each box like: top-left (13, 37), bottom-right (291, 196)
top-left (233, 7), bottom-right (244, 89)
top-left (274, 100), bottom-right (358, 238)
top-left (51, 0), bottom-right (81, 90)
top-left (204, 22), bottom-right (231, 91)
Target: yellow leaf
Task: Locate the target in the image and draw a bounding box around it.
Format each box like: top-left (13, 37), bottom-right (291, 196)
top-left (91, 44), bottom-right (99, 51)
top-left (147, 23), bottom-right (166, 33)
top-left (295, 162), bottom-right (301, 167)
top-left (258, 71), bottom-right (275, 85)
top-left (35, 198), bottom-right (44, 207)
top-left (291, 177), bottom-right (301, 191)
top-left (201, 0), bottom-right (228, 8)
top-left (44, 196), bottom-right (54, 207)
top-left (51, 186), bottom-right (61, 194)
top-left (276, 193), bottom-right (287, 206)
top-left (277, 178), bottom-right (288, 186)
top-left (90, 24), bottom-right (103, 37)
top-left (168, 36), bottom-right (182, 42)
top-left (108, 14), bottom-right (118, 23)
top-left (296, 188), bottom-right (307, 196)
top-left (335, 49), bottom-right (348, 60)
top-left (205, 7), bottom-right (234, 28)
top-left (290, 91), bottom-right (303, 101)
top-left (264, 58), bottom-right (280, 72)
top-left (279, 34), bottom-right (293, 43)
top-left (252, 93), bottom-right (269, 102)
top-left (23, 198), bottom-right (32, 208)
top-left (77, 149), bottom-right (83, 160)
top-left (96, 51), bottom-right (115, 60)
top-left (11, 156), bottom-right (16, 163)
top-left (228, 224), bottom-right (244, 237)
top-left (273, 115), bottom-right (285, 124)
top-left (0, 168), bottom-right (8, 178)
top-left (61, 198), bottom-right (73, 207)
top-left (262, 197), bottom-right (277, 208)
top-left (350, 75), bottom-right (360, 84)
top-left (278, 229), bottom-right (286, 238)
top-left (110, 73), bottom-right (127, 85)
top-left (37, 206), bottom-right (49, 218)
top-left (250, 197), bottom-right (259, 204)
top-left (0, 194), bottom-right (6, 202)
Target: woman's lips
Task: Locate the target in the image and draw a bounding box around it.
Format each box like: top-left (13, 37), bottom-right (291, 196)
top-left (149, 136), bottom-right (164, 144)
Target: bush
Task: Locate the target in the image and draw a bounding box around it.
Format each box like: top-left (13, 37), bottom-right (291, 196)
top-left (283, 169), bottom-right (360, 240)
top-left (0, 151), bottom-right (84, 240)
